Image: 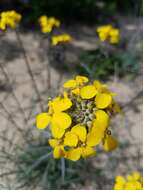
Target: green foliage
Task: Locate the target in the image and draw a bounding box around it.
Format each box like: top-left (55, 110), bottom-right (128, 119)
top-left (15, 142), bottom-right (86, 190)
top-left (77, 48), bottom-right (139, 80)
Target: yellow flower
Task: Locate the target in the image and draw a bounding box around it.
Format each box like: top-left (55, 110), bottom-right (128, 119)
top-left (0, 10), bottom-right (22, 30)
top-left (97, 24), bottom-right (120, 44)
top-left (36, 76), bottom-right (120, 161)
top-left (39, 15), bottom-right (60, 33)
top-left (51, 34), bottom-right (72, 46)
top-left (114, 172), bottom-right (143, 190)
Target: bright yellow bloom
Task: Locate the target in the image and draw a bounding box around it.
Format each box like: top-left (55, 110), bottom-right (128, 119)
top-left (36, 76), bottom-right (120, 161)
top-left (96, 24), bottom-right (120, 44)
top-left (0, 10), bottom-right (22, 30)
top-left (114, 172), bottom-right (143, 190)
top-left (39, 15), bottom-right (60, 33)
top-left (52, 34), bottom-right (72, 46)
top-left (36, 95), bottom-right (72, 139)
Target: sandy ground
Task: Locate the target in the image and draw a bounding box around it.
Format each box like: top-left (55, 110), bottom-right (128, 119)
top-left (0, 17), bottom-right (143, 189)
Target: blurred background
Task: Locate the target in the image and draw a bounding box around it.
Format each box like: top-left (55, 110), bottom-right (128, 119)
top-left (0, 1), bottom-right (143, 190)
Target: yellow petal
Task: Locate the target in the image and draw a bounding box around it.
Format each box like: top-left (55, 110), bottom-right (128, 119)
top-left (80, 85), bottom-right (97, 99)
top-left (48, 139), bottom-right (59, 147)
top-left (75, 75), bottom-right (89, 84)
top-left (81, 147), bottom-right (96, 158)
top-left (52, 112), bottom-right (72, 130)
top-left (115, 176), bottom-right (125, 184)
top-left (86, 128), bottom-right (104, 146)
top-left (95, 93), bottom-right (112, 109)
top-left (53, 145), bottom-right (65, 159)
top-left (36, 113), bottom-right (51, 129)
top-left (93, 110), bottom-right (109, 131)
top-left (71, 125), bottom-right (87, 142)
top-left (71, 88), bottom-right (80, 95)
top-left (64, 132), bottom-right (78, 147)
top-left (51, 125), bottom-right (65, 139)
top-left (51, 96), bottom-right (72, 112)
top-left (65, 148), bottom-right (81, 161)
top-left (93, 80), bottom-right (103, 91)
top-left (63, 79), bottom-right (77, 88)
top-left (103, 135), bottom-right (118, 152)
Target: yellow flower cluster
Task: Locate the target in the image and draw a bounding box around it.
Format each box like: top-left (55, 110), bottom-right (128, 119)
top-left (36, 76), bottom-right (120, 161)
top-left (52, 34), bottom-right (72, 46)
top-left (97, 24), bottom-right (120, 44)
top-left (0, 10), bottom-right (22, 30)
top-left (39, 15), bottom-right (60, 33)
top-left (114, 172), bottom-right (143, 190)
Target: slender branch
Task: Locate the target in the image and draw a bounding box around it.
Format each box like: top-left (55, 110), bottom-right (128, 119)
top-left (15, 30), bottom-right (44, 111)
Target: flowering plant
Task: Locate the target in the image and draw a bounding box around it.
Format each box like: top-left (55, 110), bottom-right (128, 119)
top-left (96, 24), bottom-right (120, 44)
top-left (36, 75), bottom-right (120, 161)
top-left (39, 15), bottom-right (60, 33)
top-left (114, 172), bottom-right (143, 190)
top-left (0, 10), bottom-right (22, 30)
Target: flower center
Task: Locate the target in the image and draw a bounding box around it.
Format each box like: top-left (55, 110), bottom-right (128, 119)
top-left (69, 96), bottom-right (96, 127)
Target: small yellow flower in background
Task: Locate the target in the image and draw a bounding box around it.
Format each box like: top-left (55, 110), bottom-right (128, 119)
top-left (36, 75), bottom-right (120, 161)
top-left (114, 172), bottom-right (143, 190)
top-left (0, 10), bottom-right (22, 30)
top-left (96, 24), bottom-right (120, 44)
top-left (51, 34), bottom-right (72, 46)
top-left (39, 15), bottom-right (60, 33)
